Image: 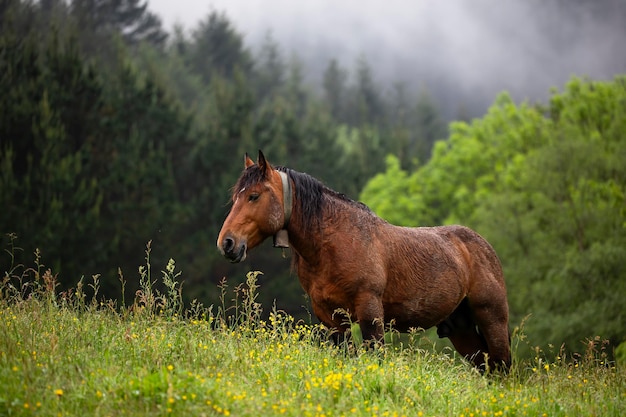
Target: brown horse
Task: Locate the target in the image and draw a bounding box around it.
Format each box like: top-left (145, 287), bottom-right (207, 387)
top-left (217, 151), bottom-right (511, 371)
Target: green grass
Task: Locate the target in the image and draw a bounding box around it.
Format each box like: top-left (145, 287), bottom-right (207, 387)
top-left (1, 246), bottom-right (625, 416)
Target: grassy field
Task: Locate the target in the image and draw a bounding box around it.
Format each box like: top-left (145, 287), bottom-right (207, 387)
top-left (1, 252), bottom-right (625, 416)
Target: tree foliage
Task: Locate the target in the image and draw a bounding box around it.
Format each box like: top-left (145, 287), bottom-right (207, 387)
top-left (187, 10), bottom-right (252, 83)
top-left (70, 0), bottom-right (167, 46)
top-left (1, 31), bottom-right (192, 294)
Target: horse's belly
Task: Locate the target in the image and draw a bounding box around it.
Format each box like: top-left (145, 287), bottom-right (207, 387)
top-left (383, 298), bottom-right (457, 332)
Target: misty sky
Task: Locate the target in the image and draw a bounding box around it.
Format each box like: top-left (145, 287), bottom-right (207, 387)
top-left (148, 0), bottom-right (626, 118)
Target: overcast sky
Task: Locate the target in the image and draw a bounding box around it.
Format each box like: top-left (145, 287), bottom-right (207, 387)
top-left (148, 0), bottom-right (626, 118)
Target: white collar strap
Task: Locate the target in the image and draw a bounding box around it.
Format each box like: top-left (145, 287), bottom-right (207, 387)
top-left (273, 171), bottom-right (292, 248)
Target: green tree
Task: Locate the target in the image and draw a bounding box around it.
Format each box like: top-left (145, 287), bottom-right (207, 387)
top-left (0, 32), bottom-right (103, 279)
top-left (70, 0), bottom-right (167, 48)
top-left (358, 155), bottom-right (425, 226)
top-left (385, 84), bottom-right (447, 169)
top-left (322, 58), bottom-right (348, 122)
top-left (0, 11), bottom-right (194, 297)
top-left (88, 63), bottom-right (193, 289)
top-left (346, 55), bottom-right (386, 127)
top-left (254, 32), bottom-right (284, 102)
top-left (187, 10), bottom-right (252, 83)
top-left (412, 88), bottom-right (447, 164)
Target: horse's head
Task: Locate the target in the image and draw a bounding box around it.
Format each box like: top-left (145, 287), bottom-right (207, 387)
top-left (217, 150), bottom-right (292, 263)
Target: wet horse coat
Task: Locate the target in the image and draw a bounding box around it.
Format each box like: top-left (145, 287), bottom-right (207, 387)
top-left (218, 151), bottom-right (511, 370)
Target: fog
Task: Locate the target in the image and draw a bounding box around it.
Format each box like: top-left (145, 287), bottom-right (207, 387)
top-left (149, 0), bottom-right (626, 118)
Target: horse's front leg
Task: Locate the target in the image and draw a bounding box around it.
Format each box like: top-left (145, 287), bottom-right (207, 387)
top-left (329, 327), bottom-right (350, 346)
top-left (310, 300), bottom-right (352, 346)
top-left (355, 292), bottom-right (385, 346)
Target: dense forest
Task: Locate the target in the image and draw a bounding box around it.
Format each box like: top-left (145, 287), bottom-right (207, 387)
top-left (1, 0), bottom-right (624, 357)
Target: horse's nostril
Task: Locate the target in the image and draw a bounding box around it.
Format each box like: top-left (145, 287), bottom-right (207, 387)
top-left (223, 237), bottom-right (235, 254)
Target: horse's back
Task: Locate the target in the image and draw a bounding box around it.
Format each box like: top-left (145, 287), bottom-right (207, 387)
top-left (383, 224), bottom-right (498, 276)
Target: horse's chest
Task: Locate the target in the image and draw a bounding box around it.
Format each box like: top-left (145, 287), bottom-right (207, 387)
top-left (298, 271), bottom-right (354, 320)
top-left (311, 289), bottom-right (354, 327)
top-left (302, 276), bottom-right (350, 307)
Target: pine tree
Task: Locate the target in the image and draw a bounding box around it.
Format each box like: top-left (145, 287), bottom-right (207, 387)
top-left (188, 10), bottom-right (252, 83)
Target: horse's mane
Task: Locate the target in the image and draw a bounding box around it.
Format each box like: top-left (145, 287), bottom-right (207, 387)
top-left (277, 166), bottom-right (375, 232)
top-left (234, 164), bottom-right (374, 232)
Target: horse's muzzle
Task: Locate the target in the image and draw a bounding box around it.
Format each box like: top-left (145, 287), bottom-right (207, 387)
top-left (219, 236), bottom-right (247, 263)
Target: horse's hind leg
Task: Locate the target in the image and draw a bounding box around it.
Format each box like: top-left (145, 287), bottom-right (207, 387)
top-left (469, 298), bottom-right (511, 371)
top-left (438, 299), bottom-right (490, 370)
top-left (448, 330), bottom-right (490, 370)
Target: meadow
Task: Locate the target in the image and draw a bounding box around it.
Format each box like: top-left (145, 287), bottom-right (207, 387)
top-left (1, 247), bottom-right (624, 416)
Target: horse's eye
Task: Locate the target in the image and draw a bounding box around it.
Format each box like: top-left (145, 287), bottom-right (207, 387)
top-left (248, 193), bottom-right (260, 202)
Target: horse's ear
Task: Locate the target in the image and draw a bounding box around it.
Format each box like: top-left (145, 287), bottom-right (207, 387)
top-left (244, 153), bottom-right (255, 168)
top-left (257, 150), bottom-right (272, 177)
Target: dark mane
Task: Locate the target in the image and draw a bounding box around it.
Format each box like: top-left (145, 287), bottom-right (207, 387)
top-left (276, 166), bottom-right (375, 232)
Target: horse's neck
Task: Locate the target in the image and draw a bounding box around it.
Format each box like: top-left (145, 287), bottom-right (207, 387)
top-left (288, 195), bottom-right (367, 264)
top-left (286, 194), bottom-right (328, 263)
top-left (287, 218), bottom-right (322, 265)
